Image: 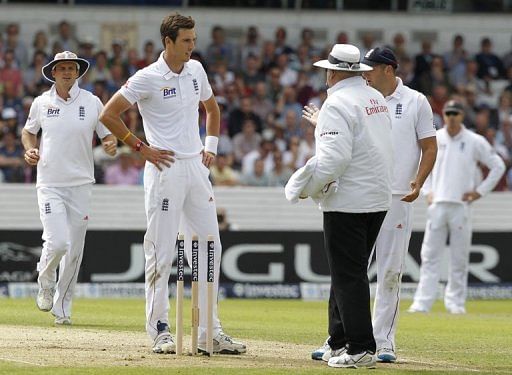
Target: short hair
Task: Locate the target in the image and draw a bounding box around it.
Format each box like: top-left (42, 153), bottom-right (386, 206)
top-left (160, 12), bottom-right (195, 47)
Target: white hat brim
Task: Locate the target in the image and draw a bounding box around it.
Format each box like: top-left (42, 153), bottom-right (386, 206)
top-left (313, 59), bottom-right (373, 72)
top-left (42, 58), bottom-right (90, 83)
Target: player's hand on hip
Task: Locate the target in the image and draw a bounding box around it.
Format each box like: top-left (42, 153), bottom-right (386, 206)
top-left (102, 140), bottom-right (117, 156)
top-left (401, 180), bottom-right (421, 202)
top-left (302, 103), bottom-right (320, 127)
top-left (140, 145), bottom-right (174, 171)
top-left (462, 191), bottom-right (481, 203)
top-left (201, 150), bottom-right (215, 168)
top-left (24, 148), bottom-right (40, 165)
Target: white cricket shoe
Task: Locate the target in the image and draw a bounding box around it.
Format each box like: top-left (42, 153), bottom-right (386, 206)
top-left (311, 337), bottom-right (330, 360)
top-left (152, 321), bottom-right (175, 354)
top-left (322, 346), bottom-right (347, 362)
top-left (54, 316), bottom-right (72, 325)
top-left (447, 306), bottom-right (466, 315)
top-left (198, 332), bottom-right (246, 355)
top-left (377, 348), bottom-right (396, 363)
top-left (36, 288), bottom-right (54, 312)
top-left (328, 351), bottom-right (377, 369)
top-left (407, 303), bottom-right (429, 313)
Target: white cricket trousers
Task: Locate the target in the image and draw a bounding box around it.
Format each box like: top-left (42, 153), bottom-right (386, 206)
top-left (372, 195), bottom-right (413, 352)
top-left (412, 202), bottom-right (472, 311)
top-left (143, 156), bottom-right (222, 341)
top-left (36, 184), bottom-right (92, 318)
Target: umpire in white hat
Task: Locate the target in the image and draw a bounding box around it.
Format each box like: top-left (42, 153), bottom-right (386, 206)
top-left (285, 44), bottom-right (393, 368)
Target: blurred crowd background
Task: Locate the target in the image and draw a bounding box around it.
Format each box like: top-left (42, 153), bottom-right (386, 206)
top-left (1, 20), bottom-right (512, 189)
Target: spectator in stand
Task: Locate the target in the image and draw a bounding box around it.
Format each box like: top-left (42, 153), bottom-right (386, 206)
top-left (444, 34), bottom-right (467, 88)
top-left (267, 66), bottom-right (284, 102)
top-left (54, 21), bottom-right (79, 53)
top-left (429, 84), bottom-right (450, 120)
top-left (290, 44), bottom-right (312, 73)
top-left (483, 127), bottom-right (510, 191)
top-left (232, 119), bottom-right (262, 165)
top-left (108, 39), bottom-right (126, 67)
top-left (417, 56), bottom-right (452, 96)
top-left (4, 23), bottom-right (28, 69)
top-left (335, 31), bottom-right (349, 45)
top-left (476, 37), bottom-right (506, 80)
top-left (88, 51), bottom-right (112, 82)
top-left (414, 40), bottom-right (435, 81)
top-left (206, 25), bottom-right (237, 70)
top-left (79, 37), bottom-right (96, 66)
top-left (391, 33), bottom-right (409, 61)
top-left (268, 150), bottom-right (293, 187)
top-left (455, 59), bottom-right (480, 93)
top-left (0, 49), bottom-right (23, 97)
top-left (282, 109), bottom-right (302, 141)
top-left (242, 139), bottom-right (275, 175)
top-left (242, 158), bottom-right (270, 187)
top-left (261, 40), bottom-right (277, 73)
top-left (359, 32), bottom-right (376, 58)
top-left (240, 26), bottom-right (261, 67)
top-left (106, 64), bottom-right (125, 95)
top-left (274, 27), bottom-right (294, 56)
top-left (228, 96), bottom-right (262, 137)
top-left (23, 50), bottom-right (47, 96)
top-left (0, 130), bottom-right (25, 182)
top-left (210, 153), bottom-right (239, 186)
top-left (241, 54), bottom-right (265, 90)
top-left (505, 66), bottom-right (512, 94)
top-left (276, 53), bottom-right (297, 87)
top-left (104, 146), bottom-right (139, 185)
top-left (92, 80), bottom-right (110, 104)
top-left (252, 81), bottom-right (274, 121)
top-left (32, 30), bottom-right (50, 59)
top-left (276, 86), bottom-right (303, 121)
top-left (125, 48), bottom-right (140, 78)
top-left (1, 107), bottom-right (19, 134)
top-left (136, 40), bottom-right (156, 69)
top-left (396, 56), bottom-right (415, 86)
top-left (296, 70), bottom-right (315, 106)
top-left (2, 83), bottom-right (23, 120)
top-left (212, 59), bottom-right (235, 95)
top-left (298, 28), bottom-right (321, 58)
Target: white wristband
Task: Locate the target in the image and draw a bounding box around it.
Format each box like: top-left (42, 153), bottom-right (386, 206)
top-left (204, 136), bottom-right (219, 155)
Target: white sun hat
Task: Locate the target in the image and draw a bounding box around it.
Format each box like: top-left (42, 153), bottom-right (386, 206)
top-left (42, 51), bottom-right (90, 83)
top-left (313, 44), bottom-right (372, 72)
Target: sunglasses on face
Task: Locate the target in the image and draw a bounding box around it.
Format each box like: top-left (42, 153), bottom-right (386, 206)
top-left (444, 111), bottom-right (460, 117)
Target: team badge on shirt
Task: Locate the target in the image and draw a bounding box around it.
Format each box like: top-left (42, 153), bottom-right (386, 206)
top-left (79, 106), bottom-right (85, 120)
top-left (395, 103), bottom-right (403, 119)
top-left (162, 87), bottom-right (177, 99)
top-left (192, 79), bottom-right (199, 94)
top-left (46, 105), bottom-right (60, 118)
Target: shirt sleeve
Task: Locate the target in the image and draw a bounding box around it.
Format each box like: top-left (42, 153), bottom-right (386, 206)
top-left (301, 101), bottom-right (353, 196)
top-left (198, 65), bottom-right (213, 102)
top-left (415, 94), bottom-right (437, 140)
top-left (93, 96), bottom-right (111, 139)
top-left (475, 136), bottom-right (506, 196)
top-left (24, 97), bottom-right (41, 135)
top-left (118, 70), bottom-right (150, 105)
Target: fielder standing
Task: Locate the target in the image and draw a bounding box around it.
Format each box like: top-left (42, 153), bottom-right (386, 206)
top-left (286, 44), bottom-right (393, 369)
top-left (22, 51), bottom-right (117, 325)
top-left (408, 100), bottom-right (505, 314)
top-left (99, 13), bottom-right (246, 355)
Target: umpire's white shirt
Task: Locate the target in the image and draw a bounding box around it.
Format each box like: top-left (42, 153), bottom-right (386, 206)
top-left (303, 76), bottom-right (393, 212)
top-left (119, 53), bottom-right (212, 157)
top-left (24, 81), bottom-right (110, 187)
top-left (385, 78), bottom-right (436, 194)
top-left (425, 126), bottom-right (505, 203)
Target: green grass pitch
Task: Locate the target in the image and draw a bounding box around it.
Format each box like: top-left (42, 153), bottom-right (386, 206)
top-left (0, 298), bottom-right (511, 374)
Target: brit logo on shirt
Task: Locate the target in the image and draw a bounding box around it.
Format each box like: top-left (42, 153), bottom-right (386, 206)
top-left (192, 79), bottom-right (199, 94)
top-left (79, 106), bottom-right (85, 120)
top-left (395, 103), bottom-right (403, 119)
top-left (46, 106), bottom-right (60, 118)
top-left (162, 87), bottom-right (177, 99)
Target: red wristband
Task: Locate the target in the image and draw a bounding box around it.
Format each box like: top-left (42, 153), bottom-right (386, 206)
top-left (133, 140), bottom-right (143, 152)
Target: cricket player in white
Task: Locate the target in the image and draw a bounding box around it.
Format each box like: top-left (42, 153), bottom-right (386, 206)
top-left (305, 47), bottom-right (437, 363)
top-left (22, 51), bottom-right (117, 325)
top-left (409, 100), bottom-right (505, 315)
top-left (99, 13), bottom-right (246, 355)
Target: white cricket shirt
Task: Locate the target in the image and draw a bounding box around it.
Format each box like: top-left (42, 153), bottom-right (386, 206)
top-left (119, 53), bottom-right (213, 157)
top-left (385, 78), bottom-right (436, 194)
top-left (24, 81), bottom-right (111, 187)
top-left (425, 126), bottom-right (505, 203)
top-left (302, 76), bottom-right (393, 212)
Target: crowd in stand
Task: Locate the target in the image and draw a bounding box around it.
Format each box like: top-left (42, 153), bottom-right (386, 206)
top-left (1, 21), bottom-right (512, 189)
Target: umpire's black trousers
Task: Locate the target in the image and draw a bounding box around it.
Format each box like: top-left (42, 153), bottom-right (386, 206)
top-left (324, 210), bottom-right (387, 355)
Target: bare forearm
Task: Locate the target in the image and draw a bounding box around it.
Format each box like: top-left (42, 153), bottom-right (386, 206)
top-left (205, 110), bottom-right (220, 137)
top-left (415, 146), bottom-right (437, 187)
top-left (21, 130), bottom-right (38, 151)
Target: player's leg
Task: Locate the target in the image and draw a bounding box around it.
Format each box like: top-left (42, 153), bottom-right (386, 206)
top-left (183, 157), bottom-right (245, 354)
top-left (444, 204), bottom-right (472, 314)
top-left (143, 162), bottom-right (185, 353)
top-left (52, 184), bottom-right (92, 324)
top-left (409, 203), bottom-right (448, 312)
top-left (373, 196), bottom-right (412, 361)
top-left (36, 187), bottom-right (70, 312)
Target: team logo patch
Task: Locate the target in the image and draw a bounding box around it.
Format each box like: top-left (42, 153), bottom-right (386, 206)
top-left (46, 105), bottom-right (60, 118)
top-left (161, 87), bottom-right (177, 99)
top-left (365, 98), bottom-right (388, 116)
top-left (320, 130), bottom-right (339, 137)
top-left (192, 79), bottom-right (199, 94)
top-left (79, 106), bottom-right (85, 120)
top-left (161, 198), bottom-right (169, 211)
top-left (395, 103), bottom-right (403, 118)
top-left (44, 202), bottom-right (51, 214)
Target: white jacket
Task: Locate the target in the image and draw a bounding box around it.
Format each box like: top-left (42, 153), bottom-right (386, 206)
top-left (286, 76), bottom-right (393, 213)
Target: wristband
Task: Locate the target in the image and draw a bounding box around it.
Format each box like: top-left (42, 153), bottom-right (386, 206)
top-left (121, 131), bottom-right (132, 142)
top-left (133, 140), bottom-right (143, 152)
top-left (204, 136), bottom-right (219, 155)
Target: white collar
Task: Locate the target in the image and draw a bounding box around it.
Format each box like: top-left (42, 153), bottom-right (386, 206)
top-left (50, 81), bottom-right (80, 103)
top-left (156, 52), bottom-right (191, 80)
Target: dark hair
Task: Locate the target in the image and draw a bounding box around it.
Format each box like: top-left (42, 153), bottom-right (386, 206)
top-left (160, 12), bottom-right (195, 47)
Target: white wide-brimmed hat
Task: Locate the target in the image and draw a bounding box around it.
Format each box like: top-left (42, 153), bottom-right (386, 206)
top-left (313, 44), bottom-right (372, 72)
top-left (42, 51), bottom-right (90, 83)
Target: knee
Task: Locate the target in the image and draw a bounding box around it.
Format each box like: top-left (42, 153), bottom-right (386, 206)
top-left (45, 237), bottom-right (69, 257)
